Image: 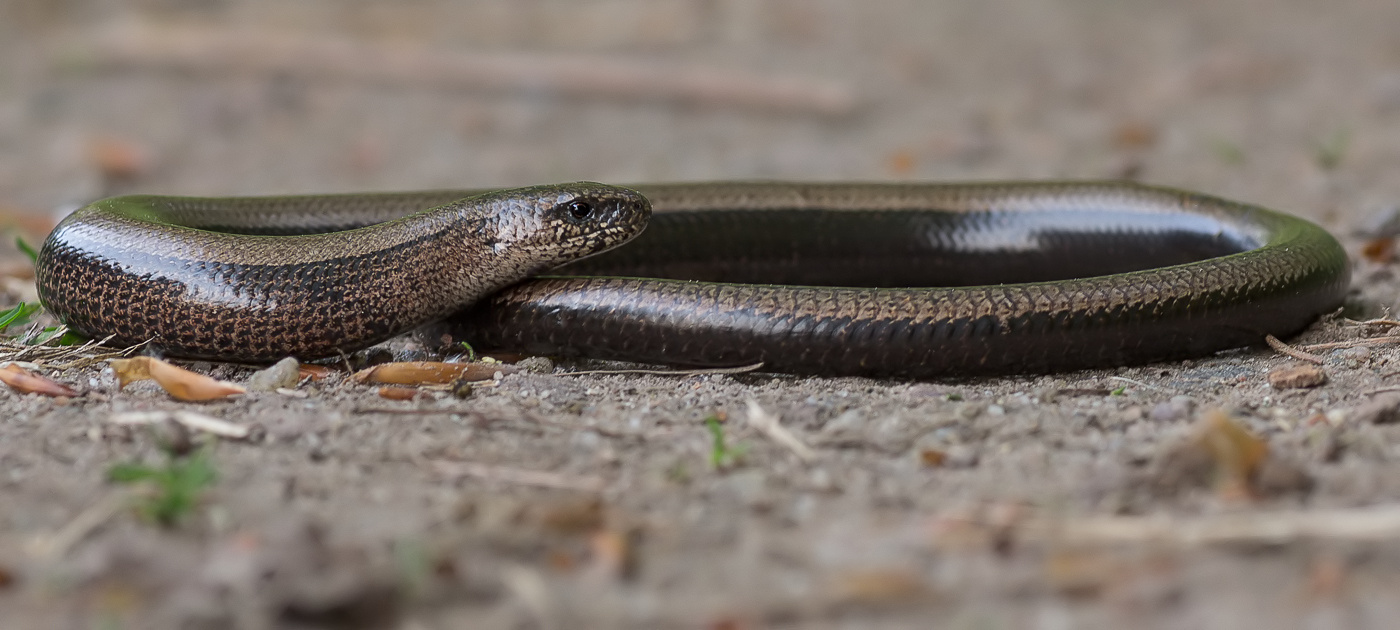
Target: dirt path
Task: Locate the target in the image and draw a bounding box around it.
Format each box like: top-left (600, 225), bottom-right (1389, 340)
top-left (4, 1), bottom-right (1400, 628)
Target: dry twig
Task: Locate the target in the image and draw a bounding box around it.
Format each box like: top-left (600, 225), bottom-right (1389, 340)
top-left (1301, 337), bottom-right (1400, 352)
top-left (745, 400), bottom-right (818, 463)
top-left (25, 492), bottom-right (130, 560)
top-left (0, 334), bottom-right (142, 370)
top-left (74, 23), bottom-right (858, 116)
top-left (1107, 375), bottom-right (1174, 393)
top-left (109, 411), bottom-right (251, 439)
top-left (1012, 505), bottom-right (1400, 547)
top-left (1265, 334), bottom-right (1326, 364)
top-left (1345, 318), bottom-right (1400, 328)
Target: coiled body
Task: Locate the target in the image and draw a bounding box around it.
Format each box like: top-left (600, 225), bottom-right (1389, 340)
top-left (37, 181), bottom-right (1349, 377)
top-left (459, 182), bottom-right (1349, 376)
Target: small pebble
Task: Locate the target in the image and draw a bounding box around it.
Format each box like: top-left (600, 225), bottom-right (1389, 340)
top-left (393, 348), bottom-right (432, 362)
top-left (1268, 364), bottom-right (1328, 390)
top-left (354, 347), bottom-right (395, 368)
top-left (516, 356), bottom-right (555, 374)
top-left (247, 357), bottom-right (300, 391)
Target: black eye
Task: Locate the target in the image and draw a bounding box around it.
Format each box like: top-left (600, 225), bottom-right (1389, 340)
top-left (567, 200), bottom-right (593, 220)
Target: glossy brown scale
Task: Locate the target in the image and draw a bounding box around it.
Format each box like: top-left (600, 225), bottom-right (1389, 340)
top-left (453, 181), bottom-right (1349, 377)
top-left (36, 183), bottom-right (650, 361)
top-left (36, 180), bottom-right (1348, 377)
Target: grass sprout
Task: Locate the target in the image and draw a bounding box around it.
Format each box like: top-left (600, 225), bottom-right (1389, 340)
top-left (1315, 128), bottom-right (1351, 171)
top-left (704, 415), bottom-right (749, 470)
top-left (107, 445), bottom-right (218, 527)
top-left (0, 302), bottom-right (40, 332)
top-left (15, 237), bottom-right (38, 264)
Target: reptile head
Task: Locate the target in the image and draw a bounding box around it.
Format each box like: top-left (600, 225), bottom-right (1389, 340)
top-left (477, 182), bottom-right (651, 269)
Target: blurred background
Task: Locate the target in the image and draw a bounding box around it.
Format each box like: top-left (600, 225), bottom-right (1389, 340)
top-left (8, 4), bottom-right (1400, 627)
top-left (3, 0), bottom-right (1399, 231)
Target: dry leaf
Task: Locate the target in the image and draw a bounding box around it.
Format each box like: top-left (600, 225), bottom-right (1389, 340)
top-left (1044, 549), bottom-right (1116, 598)
top-left (1305, 554), bottom-right (1347, 601)
top-left (588, 529), bottom-right (637, 580)
top-left (88, 135), bottom-right (152, 180)
top-left (108, 357), bottom-right (153, 388)
top-left (1044, 549), bottom-right (1179, 603)
top-left (1361, 237), bottom-right (1396, 263)
top-left (0, 364), bottom-right (79, 397)
top-left (1112, 120), bottom-right (1158, 149)
top-left (353, 361), bottom-right (516, 385)
top-left (885, 149), bottom-right (917, 175)
top-left (833, 568), bottom-right (928, 605)
top-left (1196, 410), bottom-right (1268, 499)
top-left (919, 449), bottom-right (947, 467)
top-left (376, 386), bottom-right (420, 400)
top-left (539, 498), bottom-right (605, 534)
top-left (546, 550), bottom-right (577, 572)
top-left (298, 364), bottom-right (332, 381)
top-left (109, 357), bottom-right (246, 401)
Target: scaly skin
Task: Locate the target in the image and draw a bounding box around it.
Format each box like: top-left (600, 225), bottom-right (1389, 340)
top-left (36, 181), bottom-right (1348, 377)
top-left (36, 183), bottom-right (649, 361)
top-left (460, 181), bottom-right (1349, 377)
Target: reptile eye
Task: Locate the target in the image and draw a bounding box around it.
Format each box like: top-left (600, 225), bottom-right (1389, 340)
top-left (567, 201), bottom-right (593, 220)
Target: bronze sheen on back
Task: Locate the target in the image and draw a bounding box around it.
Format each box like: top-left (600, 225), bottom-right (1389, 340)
top-left (36, 183), bottom-right (650, 361)
top-left (35, 181), bottom-right (1348, 377)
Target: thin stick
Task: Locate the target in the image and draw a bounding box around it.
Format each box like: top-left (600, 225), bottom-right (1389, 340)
top-left (1009, 505), bottom-right (1400, 547)
top-left (0, 335), bottom-right (144, 370)
top-left (1107, 376), bottom-right (1174, 394)
top-left (430, 460), bottom-right (606, 492)
top-left (77, 23), bottom-right (858, 116)
top-left (559, 362), bottom-right (764, 377)
top-left (1300, 336), bottom-right (1400, 352)
top-left (1342, 317), bottom-right (1400, 328)
top-left (745, 400), bottom-right (818, 463)
top-left (109, 411), bottom-right (251, 439)
top-left (26, 492), bottom-right (130, 560)
top-left (1265, 334), bottom-right (1326, 364)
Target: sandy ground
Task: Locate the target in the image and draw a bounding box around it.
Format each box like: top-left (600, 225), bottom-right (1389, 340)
top-left (5, 1), bottom-right (1400, 628)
